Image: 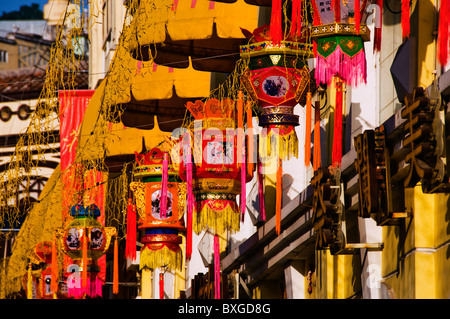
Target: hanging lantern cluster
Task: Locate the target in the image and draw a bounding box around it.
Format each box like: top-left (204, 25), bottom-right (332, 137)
top-left (60, 204), bottom-right (117, 298)
top-left (179, 97), bottom-right (254, 298)
top-left (129, 147), bottom-right (186, 298)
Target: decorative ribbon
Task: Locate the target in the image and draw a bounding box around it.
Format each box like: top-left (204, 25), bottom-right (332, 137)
top-left (214, 235), bottom-right (221, 299)
top-left (305, 92), bottom-right (312, 167)
top-left (438, 0), bottom-right (450, 66)
top-left (160, 152), bottom-right (169, 219)
top-left (401, 0), bottom-right (410, 40)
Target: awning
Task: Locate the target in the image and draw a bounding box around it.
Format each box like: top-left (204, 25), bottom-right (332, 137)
top-left (124, 0), bottom-right (259, 72)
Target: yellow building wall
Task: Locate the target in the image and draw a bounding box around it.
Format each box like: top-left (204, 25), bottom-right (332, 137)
top-left (381, 186), bottom-right (450, 299)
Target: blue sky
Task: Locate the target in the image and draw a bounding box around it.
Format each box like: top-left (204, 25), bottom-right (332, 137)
top-left (0, 1), bottom-right (49, 14)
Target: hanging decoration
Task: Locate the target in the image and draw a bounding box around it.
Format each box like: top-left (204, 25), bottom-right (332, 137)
top-left (311, 0), bottom-right (371, 87)
top-left (179, 97), bottom-right (254, 298)
top-left (130, 147), bottom-right (186, 299)
top-left (240, 24), bottom-right (312, 234)
top-left (59, 204), bottom-right (117, 299)
top-left (438, 0), bottom-right (450, 66)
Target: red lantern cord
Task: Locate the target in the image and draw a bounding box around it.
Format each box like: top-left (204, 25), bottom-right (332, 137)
top-left (438, 0), bottom-right (450, 66)
top-left (113, 237), bottom-right (119, 294)
top-left (332, 80), bottom-right (343, 167)
top-left (270, 0), bottom-right (282, 44)
top-left (354, 0), bottom-right (360, 35)
top-left (401, 0), bottom-right (410, 40)
top-left (374, 0), bottom-right (383, 53)
top-left (214, 235), bottom-right (221, 299)
top-left (313, 101), bottom-right (321, 171)
top-left (159, 272), bottom-right (164, 299)
top-left (125, 197), bottom-right (137, 261)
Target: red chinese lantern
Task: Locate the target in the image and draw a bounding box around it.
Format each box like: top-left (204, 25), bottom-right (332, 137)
top-left (179, 97), bottom-right (254, 298)
top-left (130, 147), bottom-right (186, 298)
top-left (239, 24), bottom-right (312, 234)
top-left (60, 204), bottom-right (117, 298)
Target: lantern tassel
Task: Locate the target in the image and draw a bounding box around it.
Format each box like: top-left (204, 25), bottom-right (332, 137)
top-left (125, 197), bottom-right (137, 261)
top-left (276, 158), bottom-right (282, 235)
top-left (82, 229), bottom-right (88, 289)
top-left (159, 272), bottom-right (164, 299)
top-left (401, 0), bottom-right (410, 40)
top-left (214, 234), bottom-right (221, 299)
top-left (332, 79), bottom-right (343, 167)
top-left (186, 142), bottom-right (193, 260)
top-left (438, 0), bottom-right (450, 66)
top-left (51, 238), bottom-right (58, 295)
top-left (313, 101), bottom-right (322, 171)
top-left (160, 152), bottom-right (169, 219)
top-left (305, 92), bottom-right (312, 167)
top-left (113, 237), bottom-right (119, 294)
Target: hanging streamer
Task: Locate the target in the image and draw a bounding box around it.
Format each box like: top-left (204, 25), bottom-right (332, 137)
top-left (332, 79), bottom-right (343, 166)
top-left (246, 101), bottom-right (254, 176)
top-left (313, 101), bottom-right (322, 171)
top-left (438, 0), bottom-right (450, 66)
top-left (401, 0), bottom-right (410, 40)
top-left (305, 92), bottom-right (312, 167)
top-left (241, 149), bottom-right (247, 221)
top-left (291, 0), bottom-right (302, 38)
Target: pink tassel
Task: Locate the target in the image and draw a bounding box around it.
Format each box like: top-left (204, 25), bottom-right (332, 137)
top-left (315, 47), bottom-right (367, 86)
top-left (257, 159), bottom-right (266, 221)
top-left (125, 197), bottom-right (137, 261)
top-left (68, 276), bottom-right (103, 299)
top-left (186, 143), bottom-right (193, 260)
top-left (241, 149), bottom-right (246, 222)
top-left (214, 235), bottom-right (221, 299)
top-left (160, 152), bottom-right (169, 219)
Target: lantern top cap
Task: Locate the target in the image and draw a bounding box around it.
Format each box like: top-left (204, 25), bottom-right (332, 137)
top-left (239, 25), bottom-right (313, 59)
top-left (70, 204), bottom-right (100, 218)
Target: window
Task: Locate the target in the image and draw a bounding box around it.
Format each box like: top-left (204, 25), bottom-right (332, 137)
top-left (0, 50), bottom-right (8, 63)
